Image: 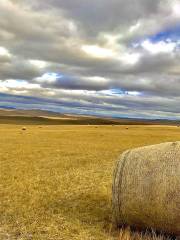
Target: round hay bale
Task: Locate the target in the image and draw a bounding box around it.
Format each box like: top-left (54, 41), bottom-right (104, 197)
top-left (22, 127), bottom-right (26, 131)
top-left (112, 141), bottom-right (180, 236)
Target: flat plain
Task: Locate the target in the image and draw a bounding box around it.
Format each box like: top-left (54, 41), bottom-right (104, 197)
top-left (0, 124), bottom-right (180, 240)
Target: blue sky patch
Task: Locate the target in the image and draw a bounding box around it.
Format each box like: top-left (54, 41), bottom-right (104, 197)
top-left (150, 25), bottom-right (180, 42)
top-left (132, 24), bottom-right (180, 50)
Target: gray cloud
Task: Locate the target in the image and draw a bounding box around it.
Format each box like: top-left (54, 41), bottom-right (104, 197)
top-left (41, 0), bottom-right (160, 35)
top-left (0, 0), bottom-right (179, 119)
top-left (0, 58), bottom-right (43, 80)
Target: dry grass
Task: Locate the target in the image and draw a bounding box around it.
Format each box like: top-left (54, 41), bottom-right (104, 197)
top-left (0, 124), bottom-right (180, 240)
top-left (118, 227), bottom-right (171, 240)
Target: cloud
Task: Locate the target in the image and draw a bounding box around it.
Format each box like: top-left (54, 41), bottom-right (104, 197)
top-left (81, 45), bottom-right (115, 59)
top-left (0, 0), bottom-right (179, 119)
top-left (141, 40), bottom-right (177, 54)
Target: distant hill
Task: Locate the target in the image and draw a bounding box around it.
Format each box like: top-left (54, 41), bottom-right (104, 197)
top-left (0, 108), bottom-right (179, 125)
top-left (0, 109), bottom-right (65, 118)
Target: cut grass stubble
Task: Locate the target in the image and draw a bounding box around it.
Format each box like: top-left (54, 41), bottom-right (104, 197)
top-left (0, 125), bottom-right (180, 239)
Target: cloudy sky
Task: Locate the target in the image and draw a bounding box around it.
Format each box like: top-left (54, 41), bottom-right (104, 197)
top-left (0, 0), bottom-right (180, 119)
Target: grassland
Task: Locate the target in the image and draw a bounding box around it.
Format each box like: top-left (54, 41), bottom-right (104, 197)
top-left (0, 124), bottom-right (180, 240)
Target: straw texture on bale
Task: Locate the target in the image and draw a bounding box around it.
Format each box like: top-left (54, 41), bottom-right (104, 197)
top-left (112, 141), bottom-right (180, 236)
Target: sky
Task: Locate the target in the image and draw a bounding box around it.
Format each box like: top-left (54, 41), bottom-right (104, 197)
top-left (0, 0), bottom-right (180, 119)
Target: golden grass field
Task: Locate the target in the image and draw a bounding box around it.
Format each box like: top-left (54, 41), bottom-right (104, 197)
top-left (0, 124), bottom-right (180, 240)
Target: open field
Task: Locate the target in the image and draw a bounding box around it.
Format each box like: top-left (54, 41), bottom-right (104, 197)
top-left (0, 124), bottom-right (180, 240)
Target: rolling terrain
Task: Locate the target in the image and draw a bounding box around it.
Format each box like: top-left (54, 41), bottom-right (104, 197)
top-left (0, 108), bottom-right (179, 125)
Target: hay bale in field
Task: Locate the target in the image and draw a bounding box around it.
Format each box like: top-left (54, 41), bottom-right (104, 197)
top-left (22, 127), bottom-right (26, 131)
top-left (112, 141), bottom-right (180, 236)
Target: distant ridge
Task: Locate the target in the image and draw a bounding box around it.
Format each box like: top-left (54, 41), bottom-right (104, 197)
top-left (0, 108), bottom-right (65, 117)
top-left (0, 108), bottom-right (179, 125)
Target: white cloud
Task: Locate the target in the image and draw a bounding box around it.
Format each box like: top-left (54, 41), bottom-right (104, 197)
top-left (81, 45), bottom-right (114, 58)
top-left (84, 76), bottom-right (108, 83)
top-left (141, 40), bottom-right (177, 54)
top-left (126, 91), bottom-right (141, 96)
top-left (172, 1), bottom-right (180, 17)
top-left (0, 79), bottom-right (41, 90)
top-left (0, 47), bottom-right (11, 57)
top-left (29, 60), bottom-right (48, 68)
top-left (118, 52), bottom-right (141, 65)
top-left (35, 73), bottom-right (59, 84)
top-left (129, 21), bottom-right (141, 33)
